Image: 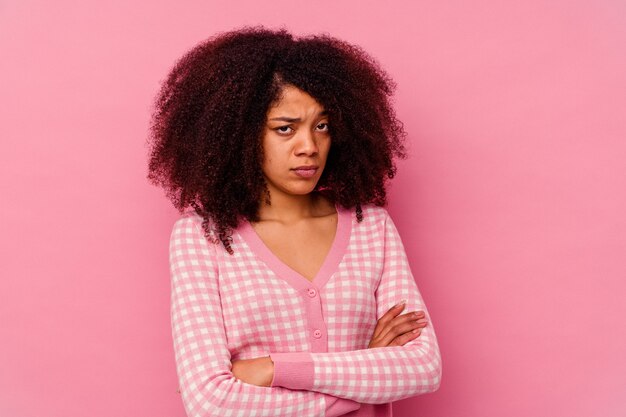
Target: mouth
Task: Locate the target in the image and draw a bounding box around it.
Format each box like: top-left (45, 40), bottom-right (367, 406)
top-left (291, 166), bottom-right (319, 178)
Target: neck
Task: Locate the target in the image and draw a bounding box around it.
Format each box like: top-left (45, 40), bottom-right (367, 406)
top-left (257, 191), bottom-right (332, 224)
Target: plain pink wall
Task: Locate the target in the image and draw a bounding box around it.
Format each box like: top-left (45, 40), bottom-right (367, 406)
top-left (1, 0), bottom-right (625, 416)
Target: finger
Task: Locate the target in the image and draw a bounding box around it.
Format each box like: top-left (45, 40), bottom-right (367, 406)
top-left (372, 300), bottom-right (408, 338)
top-left (377, 310), bottom-right (426, 341)
top-left (389, 327), bottom-right (422, 347)
top-left (388, 320), bottom-right (426, 347)
top-left (377, 319), bottom-right (420, 347)
top-left (379, 316), bottom-right (427, 347)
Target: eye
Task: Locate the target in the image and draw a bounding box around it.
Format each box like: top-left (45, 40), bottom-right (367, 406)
top-left (274, 125), bottom-right (294, 135)
top-left (316, 122), bottom-right (329, 132)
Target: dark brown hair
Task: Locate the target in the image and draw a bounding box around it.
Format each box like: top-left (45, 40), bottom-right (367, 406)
top-left (146, 25), bottom-right (407, 254)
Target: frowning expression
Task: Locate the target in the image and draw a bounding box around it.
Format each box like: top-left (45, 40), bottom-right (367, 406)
top-left (260, 84), bottom-right (331, 200)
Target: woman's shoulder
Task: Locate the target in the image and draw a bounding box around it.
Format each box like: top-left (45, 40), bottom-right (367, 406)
top-left (171, 209), bottom-right (218, 241)
top-left (341, 203), bottom-right (391, 237)
top-left (172, 209), bottom-right (204, 228)
top-left (359, 203), bottom-right (390, 223)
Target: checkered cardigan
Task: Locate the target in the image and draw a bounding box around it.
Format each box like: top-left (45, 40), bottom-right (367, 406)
top-left (169, 204), bottom-right (442, 417)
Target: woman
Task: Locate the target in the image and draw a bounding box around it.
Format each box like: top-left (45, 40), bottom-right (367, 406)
top-left (147, 26), bottom-right (442, 417)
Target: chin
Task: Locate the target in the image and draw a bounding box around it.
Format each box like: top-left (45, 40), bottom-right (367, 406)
top-left (285, 184), bottom-right (319, 196)
top-left (292, 188), bottom-right (318, 196)
top-left (267, 177), bottom-right (321, 197)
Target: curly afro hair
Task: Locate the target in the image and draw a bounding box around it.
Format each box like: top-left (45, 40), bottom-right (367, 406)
top-left (146, 25), bottom-right (407, 254)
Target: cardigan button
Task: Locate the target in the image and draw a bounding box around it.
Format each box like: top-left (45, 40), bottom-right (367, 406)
top-left (307, 288), bottom-right (317, 297)
top-left (313, 329), bottom-right (322, 338)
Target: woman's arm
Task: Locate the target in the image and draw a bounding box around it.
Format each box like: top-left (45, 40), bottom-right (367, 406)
top-left (170, 215), bottom-right (361, 417)
top-left (268, 211), bottom-right (443, 404)
top-left (230, 356), bottom-right (274, 387)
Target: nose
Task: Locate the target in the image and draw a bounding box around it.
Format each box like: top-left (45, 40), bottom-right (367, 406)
top-left (295, 130), bottom-right (318, 156)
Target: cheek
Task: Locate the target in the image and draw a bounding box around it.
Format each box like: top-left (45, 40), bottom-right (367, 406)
top-left (260, 147), bottom-right (285, 177)
top-left (263, 148), bottom-right (280, 168)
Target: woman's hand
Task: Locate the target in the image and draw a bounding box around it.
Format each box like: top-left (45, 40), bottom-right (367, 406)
top-left (368, 301), bottom-right (428, 348)
top-left (231, 356), bottom-right (274, 387)
top-left (230, 303), bottom-right (426, 386)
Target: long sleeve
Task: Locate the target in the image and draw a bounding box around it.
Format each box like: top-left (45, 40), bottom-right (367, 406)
top-left (269, 211), bottom-right (442, 404)
top-left (169, 216), bottom-right (361, 417)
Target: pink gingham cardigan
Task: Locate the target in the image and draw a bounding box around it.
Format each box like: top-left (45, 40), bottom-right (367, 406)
top-left (169, 203), bottom-right (442, 417)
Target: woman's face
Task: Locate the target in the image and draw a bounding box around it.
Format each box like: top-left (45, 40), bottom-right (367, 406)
top-left (260, 84), bottom-right (331, 201)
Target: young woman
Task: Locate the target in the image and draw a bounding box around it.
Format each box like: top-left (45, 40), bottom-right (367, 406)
top-left (147, 26), bottom-right (442, 417)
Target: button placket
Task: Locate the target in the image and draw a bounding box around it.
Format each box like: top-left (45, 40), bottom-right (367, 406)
top-left (303, 285), bottom-right (327, 351)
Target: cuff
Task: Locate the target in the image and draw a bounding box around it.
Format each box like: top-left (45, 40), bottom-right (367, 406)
top-left (326, 397), bottom-right (361, 415)
top-left (269, 351), bottom-right (314, 390)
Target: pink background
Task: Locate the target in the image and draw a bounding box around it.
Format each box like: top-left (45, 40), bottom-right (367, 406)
top-left (1, 1), bottom-right (625, 416)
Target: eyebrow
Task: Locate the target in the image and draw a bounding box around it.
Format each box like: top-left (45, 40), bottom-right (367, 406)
top-left (269, 110), bottom-right (328, 122)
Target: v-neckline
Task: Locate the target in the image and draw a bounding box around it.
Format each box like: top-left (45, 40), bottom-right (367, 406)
top-left (236, 203), bottom-right (353, 291)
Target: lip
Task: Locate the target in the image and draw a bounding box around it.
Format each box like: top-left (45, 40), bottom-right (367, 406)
top-left (291, 166), bottom-right (319, 178)
top-left (292, 165), bottom-right (319, 170)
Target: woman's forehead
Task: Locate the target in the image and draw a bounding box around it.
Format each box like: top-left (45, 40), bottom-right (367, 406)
top-left (267, 85), bottom-right (325, 117)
